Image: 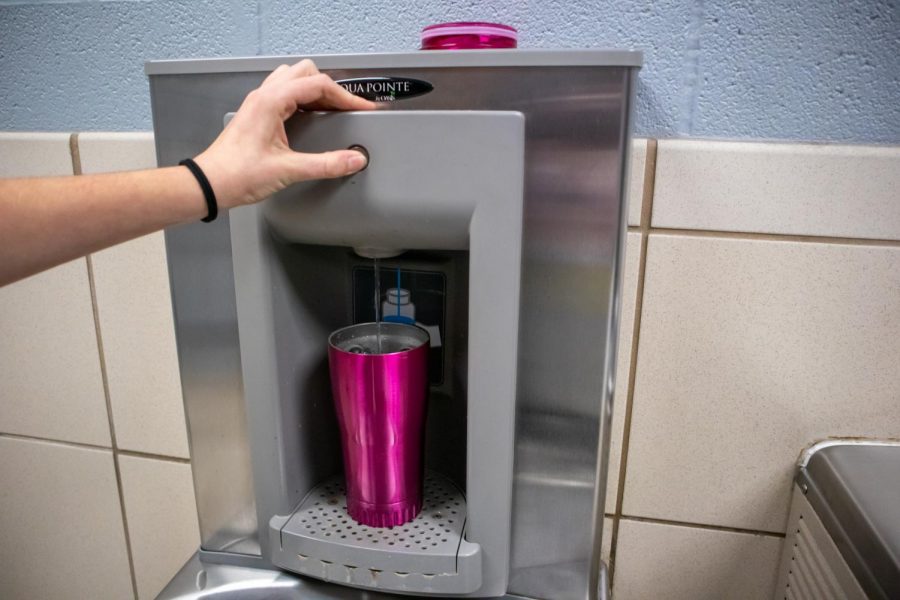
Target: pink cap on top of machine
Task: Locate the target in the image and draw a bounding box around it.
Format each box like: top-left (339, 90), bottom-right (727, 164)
top-left (420, 22), bottom-right (518, 50)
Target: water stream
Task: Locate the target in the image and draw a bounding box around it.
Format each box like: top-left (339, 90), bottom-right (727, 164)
top-left (373, 258), bottom-right (382, 353)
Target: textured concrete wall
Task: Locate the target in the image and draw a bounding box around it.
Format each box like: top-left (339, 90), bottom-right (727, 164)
top-left (0, 0), bottom-right (897, 142)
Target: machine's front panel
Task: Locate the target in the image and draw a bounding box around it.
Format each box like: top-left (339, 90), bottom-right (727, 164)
top-left (153, 72), bottom-right (269, 558)
top-left (152, 54), bottom-right (634, 599)
top-left (228, 109), bottom-right (524, 596)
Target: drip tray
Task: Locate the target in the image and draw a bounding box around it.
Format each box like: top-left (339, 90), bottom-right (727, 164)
top-left (270, 472), bottom-right (482, 595)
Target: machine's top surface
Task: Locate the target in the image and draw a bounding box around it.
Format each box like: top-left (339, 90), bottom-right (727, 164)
top-left (800, 443), bottom-right (900, 599)
top-left (145, 48), bottom-right (642, 75)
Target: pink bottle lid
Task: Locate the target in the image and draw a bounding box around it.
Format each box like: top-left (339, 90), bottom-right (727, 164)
top-left (421, 22), bottom-right (518, 50)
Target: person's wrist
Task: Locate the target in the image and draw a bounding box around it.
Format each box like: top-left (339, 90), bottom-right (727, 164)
top-left (192, 151), bottom-right (244, 211)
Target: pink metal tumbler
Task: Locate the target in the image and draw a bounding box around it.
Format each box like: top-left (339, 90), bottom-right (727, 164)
top-left (328, 322), bottom-right (430, 528)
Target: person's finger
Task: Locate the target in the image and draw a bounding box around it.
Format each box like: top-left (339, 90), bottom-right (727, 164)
top-left (279, 74), bottom-right (376, 117)
top-left (288, 149), bottom-right (368, 181)
top-left (283, 58), bottom-right (320, 80)
top-left (261, 58), bottom-right (315, 89)
top-left (289, 74), bottom-right (375, 109)
top-left (262, 64), bottom-right (291, 86)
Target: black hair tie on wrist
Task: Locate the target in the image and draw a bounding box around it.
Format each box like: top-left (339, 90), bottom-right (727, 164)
top-left (179, 158), bottom-right (218, 223)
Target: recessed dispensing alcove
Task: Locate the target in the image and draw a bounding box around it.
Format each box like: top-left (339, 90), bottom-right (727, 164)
top-left (230, 111), bottom-right (524, 595)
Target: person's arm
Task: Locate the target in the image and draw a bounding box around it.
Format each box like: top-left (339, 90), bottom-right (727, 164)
top-left (0, 59), bottom-right (374, 286)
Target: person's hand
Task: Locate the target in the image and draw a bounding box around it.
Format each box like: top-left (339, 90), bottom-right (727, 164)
top-left (194, 59), bottom-right (375, 210)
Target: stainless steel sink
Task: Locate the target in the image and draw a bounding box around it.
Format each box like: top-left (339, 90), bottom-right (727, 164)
top-left (157, 553), bottom-right (397, 599)
top-left (157, 553), bottom-right (611, 599)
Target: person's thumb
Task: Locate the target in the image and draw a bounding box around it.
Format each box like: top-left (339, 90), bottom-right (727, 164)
top-left (290, 149), bottom-right (368, 182)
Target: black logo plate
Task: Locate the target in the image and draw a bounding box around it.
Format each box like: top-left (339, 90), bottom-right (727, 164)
top-left (336, 77), bottom-right (434, 102)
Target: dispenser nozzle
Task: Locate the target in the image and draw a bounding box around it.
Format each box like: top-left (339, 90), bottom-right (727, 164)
top-left (353, 247), bottom-right (405, 259)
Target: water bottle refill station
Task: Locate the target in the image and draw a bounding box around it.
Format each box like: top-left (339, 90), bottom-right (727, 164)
top-left (149, 49), bottom-right (641, 599)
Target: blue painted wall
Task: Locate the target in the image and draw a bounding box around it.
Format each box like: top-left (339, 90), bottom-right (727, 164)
top-left (0, 0), bottom-right (897, 142)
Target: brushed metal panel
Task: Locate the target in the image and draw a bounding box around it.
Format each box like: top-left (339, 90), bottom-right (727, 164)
top-left (153, 72), bottom-right (269, 555)
top-left (145, 49), bottom-right (642, 75)
top-left (150, 57), bottom-right (634, 597)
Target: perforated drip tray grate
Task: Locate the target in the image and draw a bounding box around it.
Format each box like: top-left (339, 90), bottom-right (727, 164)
top-left (271, 471), bottom-right (483, 594)
top-left (296, 473), bottom-right (464, 552)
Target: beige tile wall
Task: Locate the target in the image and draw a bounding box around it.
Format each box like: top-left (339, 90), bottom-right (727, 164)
top-left (0, 134), bottom-right (109, 447)
top-left (0, 133), bottom-right (198, 600)
top-left (652, 140), bottom-right (900, 240)
top-left (1, 133), bottom-right (897, 599)
top-left (624, 236), bottom-right (900, 533)
top-left (119, 455), bottom-right (198, 599)
top-left (608, 138), bottom-right (900, 599)
top-left (0, 436), bottom-right (133, 599)
top-left (78, 133), bottom-right (189, 459)
top-left (613, 518), bottom-right (782, 599)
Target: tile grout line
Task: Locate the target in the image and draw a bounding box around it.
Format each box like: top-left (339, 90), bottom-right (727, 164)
top-left (0, 432), bottom-right (190, 464)
top-left (629, 225), bottom-right (898, 246)
top-left (88, 252), bottom-right (140, 600)
top-left (68, 132), bottom-right (81, 176)
top-left (89, 254), bottom-right (140, 600)
top-left (640, 140), bottom-right (657, 229)
top-left (73, 132), bottom-right (140, 600)
top-left (0, 431), bottom-right (110, 452)
top-left (608, 138), bottom-right (657, 584)
top-left (620, 514), bottom-right (786, 539)
top-left (649, 226), bottom-right (900, 247)
top-left (119, 449), bottom-right (191, 464)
